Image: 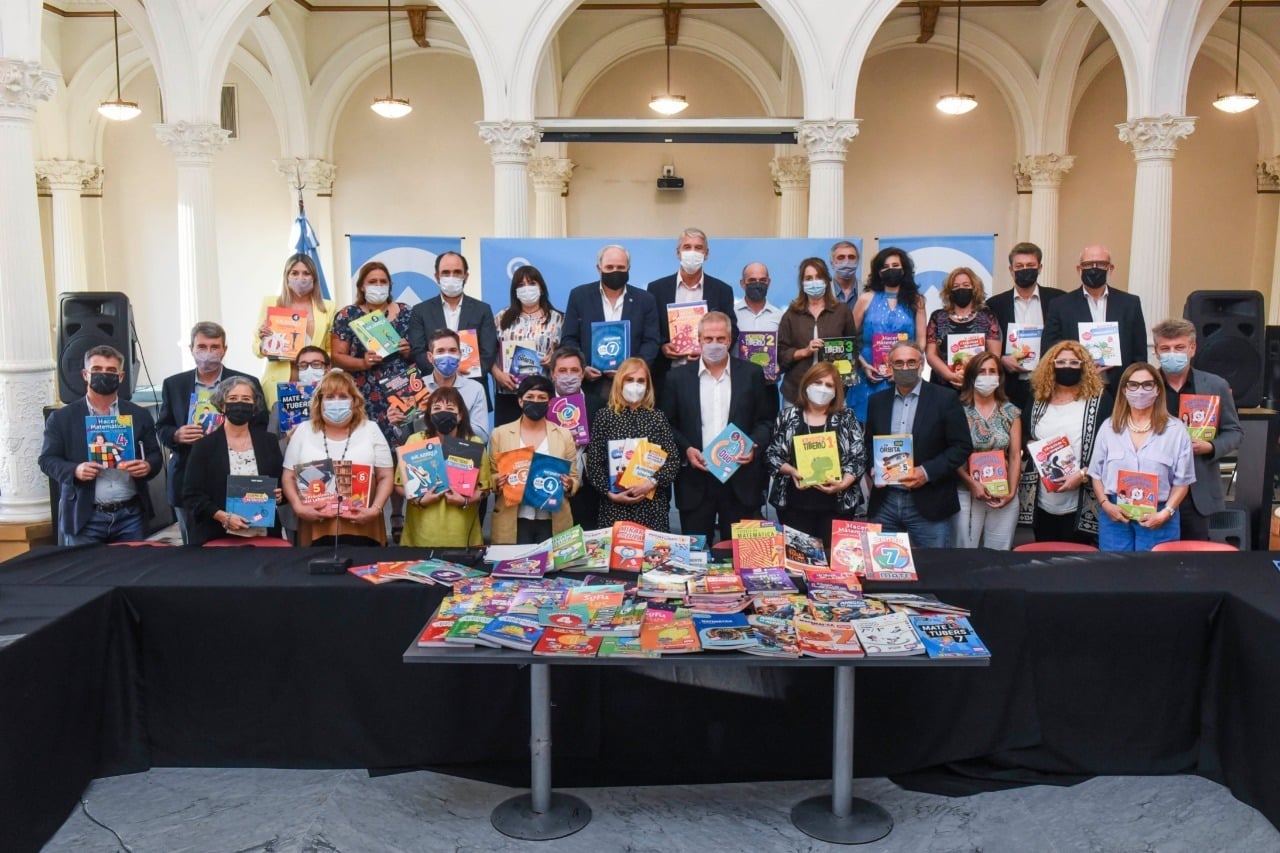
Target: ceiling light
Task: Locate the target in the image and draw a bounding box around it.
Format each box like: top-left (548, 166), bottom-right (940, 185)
top-left (98, 12), bottom-right (140, 121)
top-left (937, 0), bottom-right (977, 116)
top-left (371, 0), bottom-right (411, 118)
top-left (649, 1), bottom-right (688, 116)
top-left (1213, 1), bottom-right (1257, 113)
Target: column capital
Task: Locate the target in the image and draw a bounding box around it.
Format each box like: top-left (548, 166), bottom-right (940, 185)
top-left (274, 158), bottom-right (337, 195)
top-left (154, 121), bottom-right (230, 163)
top-left (1258, 158), bottom-right (1280, 193)
top-left (770, 155), bottom-right (810, 191)
top-left (477, 120), bottom-right (541, 164)
top-left (1017, 153), bottom-right (1075, 189)
top-left (35, 159), bottom-right (102, 193)
top-left (0, 59), bottom-right (58, 117)
top-left (528, 156), bottom-right (574, 195)
top-left (1116, 115), bottom-right (1196, 161)
top-left (796, 119), bottom-right (860, 163)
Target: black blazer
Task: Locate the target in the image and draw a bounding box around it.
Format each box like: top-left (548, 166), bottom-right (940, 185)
top-left (864, 381), bottom-right (973, 522)
top-left (659, 357), bottom-right (778, 510)
top-left (1044, 287), bottom-right (1148, 391)
top-left (181, 427), bottom-right (285, 546)
top-left (155, 368), bottom-right (267, 506)
top-left (561, 282), bottom-right (662, 402)
top-left (38, 397), bottom-right (164, 538)
top-left (407, 294), bottom-right (498, 380)
top-left (986, 285), bottom-right (1067, 340)
top-left (646, 273), bottom-right (739, 392)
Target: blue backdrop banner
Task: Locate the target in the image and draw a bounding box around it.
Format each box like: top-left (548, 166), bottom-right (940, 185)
top-left (876, 233), bottom-right (997, 317)
top-left (478, 237), bottom-right (861, 315)
top-left (348, 235), bottom-right (463, 307)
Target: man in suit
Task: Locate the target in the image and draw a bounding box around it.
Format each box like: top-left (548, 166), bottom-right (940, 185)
top-left (660, 311), bottom-right (778, 543)
top-left (549, 345), bottom-right (603, 532)
top-left (406, 251), bottom-right (498, 406)
top-left (156, 322), bottom-right (267, 543)
top-left (986, 241), bottom-right (1066, 411)
top-left (647, 228), bottom-right (739, 398)
top-left (1044, 244), bottom-right (1148, 395)
top-left (560, 244), bottom-right (661, 406)
top-left (864, 341), bottom-right (972, 548)
top-left (1153, 318), bottom-right (1243, 541)
top-left (39, 345), bottom-right (164, 545)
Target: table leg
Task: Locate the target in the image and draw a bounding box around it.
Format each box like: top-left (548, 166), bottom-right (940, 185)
top-left (790, 665), bottom-right (893, 844)
top-left (491, 663), bottom-right (592, 840)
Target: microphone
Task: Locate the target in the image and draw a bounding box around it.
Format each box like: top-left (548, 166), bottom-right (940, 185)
top-left (309, 494), bottom-right (353, 575)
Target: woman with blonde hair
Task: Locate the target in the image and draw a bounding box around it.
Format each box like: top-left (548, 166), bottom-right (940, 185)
top-left (1018, 340), bottom-right (1113, 545)
top-left (584, 358), bottom-right (680, 531)
top-left (925, 267), bottom-right (1001, 389)
top-left (253, 254), bottom-right (335, 411)
top-left (282, 370), bottom-right (394, 545)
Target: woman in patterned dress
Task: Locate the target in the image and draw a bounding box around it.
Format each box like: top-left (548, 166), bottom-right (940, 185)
top-left (492, 265), bottom-right (564, 428)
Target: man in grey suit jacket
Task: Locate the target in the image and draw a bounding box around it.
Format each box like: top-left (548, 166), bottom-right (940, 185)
top-left (406, 251), bottom-right (498, 405)
top-left (1153, 318), bottom-right (1243, 541)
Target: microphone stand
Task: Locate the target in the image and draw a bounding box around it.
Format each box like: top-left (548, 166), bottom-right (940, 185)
top-left (309, 494), bottom-right (353, 574)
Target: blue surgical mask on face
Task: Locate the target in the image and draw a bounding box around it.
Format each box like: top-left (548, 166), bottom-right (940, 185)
top-left (322, 399), bottom-right (352, 424)
top-left (803, 280), bottom-right (828, 298)
top-left (433, 354), bottom-right (460, 378)
top-left (1158, 352), bottom-right (1189, 375)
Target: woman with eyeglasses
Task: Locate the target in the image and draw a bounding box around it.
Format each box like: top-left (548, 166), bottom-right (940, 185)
top-left (1088, 363), bottom-right (1194, 551)
top-left (848, 247), bottom-right (927, 421)
top-left (1018, 341), bottom-right (1113, 545)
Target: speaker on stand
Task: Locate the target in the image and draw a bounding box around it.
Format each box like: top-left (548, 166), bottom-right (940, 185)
top-left (1182, 290), bottom-right (1265, 408)
top-left (56, 292), bottom-right (136, 403)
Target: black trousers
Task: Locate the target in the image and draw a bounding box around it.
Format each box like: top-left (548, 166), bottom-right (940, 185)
top-left (569, 480), bottom-right (599, 532)
top-left (678, 474), bottom-right (758, 546)
top-left (517, 518), bottom-right (554, 545)
top-left (1032, 503), bottom-right (1097, 547)
top-left (1005, 376), bottom-right (1033, 413)
top-left (1179, 504), bottom-right (1211, 541)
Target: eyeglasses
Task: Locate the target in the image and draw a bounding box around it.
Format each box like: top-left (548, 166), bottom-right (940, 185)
top-left (1079, 261), bottom-right (1111, 270)
top-left (1125, 381), bottom-right (1157, 392)
top-left (1052, 360), bottom-right (1083, 368)
top-left (297, 361), bottom-right (327, 369)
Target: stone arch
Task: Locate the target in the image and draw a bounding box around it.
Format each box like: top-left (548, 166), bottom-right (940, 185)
top-left (557, 17), bottom-right (782, 118)
top-left (832, 0), bottom-right (942, 119)
top-left (1038, 4), bottom-right (1103, 156)
top-left (247, 15), bottom-right (310, 156)
top-left (64, 32), bottom-right (152, 162)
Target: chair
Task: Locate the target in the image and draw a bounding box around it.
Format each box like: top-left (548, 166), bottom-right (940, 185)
top-left (1208, 503), bottom-right (1250, 551)
top-left (203, 537), bottom-right (293, 548)
top-left (1013, 542), bottom-right (1099, 552)
top-left (1151, 540), bottom-right (1238, 552)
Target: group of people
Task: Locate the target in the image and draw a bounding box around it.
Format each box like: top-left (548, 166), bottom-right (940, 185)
top-left (38, 230), bottom-right (1242, 554)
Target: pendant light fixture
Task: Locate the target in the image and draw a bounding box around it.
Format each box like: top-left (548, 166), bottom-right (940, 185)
top-left (98, 11), bottom-right (141, 122)
top-left (1213, 1), bottom-right (1258, 114)
top-left (649, 0), bottom-right (689, 116)
top-left (937, 0), bottom-right (978, 116)
top-left (371, 0), bottom-right (412, 118)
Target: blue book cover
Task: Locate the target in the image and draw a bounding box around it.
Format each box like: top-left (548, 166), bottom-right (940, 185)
top-left (277, 382), bottom-right (315, 432)
top-left (703, 422), bottom-right (754, 484)
top-left (522, 452), bottom-right (572, 512)
top-left (397, 437), bottom-right (448, 499)
top-left (478, 614), bottom-right (544, 651)
top-left (691, 613), bottom-right (757, 649)
top-left (590, 320), bottom-right (630, 371)
top-left (908, 615), bottom-right (990, 658)
top-left (225, 475), bottom-right (278, 528)
top-left (509, 344), bottom-right (543, 378)
top-left (188, 387), bottom-right (223, 435)
top-left (85, 415), bottom-right (135, 467)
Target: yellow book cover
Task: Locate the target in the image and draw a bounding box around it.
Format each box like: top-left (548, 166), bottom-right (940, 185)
top-left (617, 439), bottom-right (668, 498)
top-left (793, 431), bottom-right (840, 486)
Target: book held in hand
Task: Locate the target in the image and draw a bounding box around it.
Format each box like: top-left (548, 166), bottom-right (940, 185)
top-left (820, 337), bottom-right (859, 387)
top-left (945, 333), bottom-right (987, 370)
top-left (380, 364), bottom-right (431, 417)
top-left (666, 301), bottom-right (707, 355)
top-left (872, 434), bottom-right (913, 486)
top-left (187, 388), bottom-right (223, 435)
top-left (262, 307), bottom-right (308, 360)
top-left (549, 393), bottom-right (590, 446)
top-left (85, 415), bottom-right (135, 467)
top-left (458, 329), bottom-right (482, 378)
top-left (334, 461), bottom-right (373, 509)
top-left (590, 320), bottom-right (630, 372)
top-left (442, 436), bottom-right (485, 498)
top-left (703, 423), bottom-right (754, 484)
top-left (1116, 469), bottom-right (1159, 520)
top-left (737, 332), bottom-right (779, 381)
top-left (1078, 321), bottom-right (1122, 367)
top-left (277, 382), bottom-right (315, 432)
top-left (397, 437), bottom-right (447, 499)
top-left (522, 452), bottom-right (571, 512)
top-left (607, 438), bottom-right (640, 493)
top-left (793, 431), bottom-right (840, 486)
top-left (871, 332), bottom-right (908, 377)
top-left (1026, 435), bottom-right (1078, 493)
top-left (968, 450), bottom-right (1009, 496)
top-left (495, 446), bottom-right (535, 505)
top-left (1179, 394), bottom-right (1220, 440)
top-left (295, 458), bottom-right (336, 507)
top-left (502, 340), bottom-right (543, 378)
top-left (225, 475), bottom-right (277, 528)
top-left (1005, 323), bottom-right (1042, 370)
top-left (617, 439), bottom-right (667, 495)
top-left (349, 311), bottom-right (403, 357)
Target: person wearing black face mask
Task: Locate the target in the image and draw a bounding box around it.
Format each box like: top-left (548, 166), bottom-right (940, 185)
top-left (39, 345), bottom-right (164, 545)
top-left (488, 375), bottom-right (580, 545)
top-left (1043, 244), bottom-right (1148, 396)
top-left (925, 267), bottom-right (1002, 390)
top-left (181, 377), bottom-right (285, 546)
top-left (987, 242), bottom-right (1067, 411)
top-left (847, 247), bottom-right (927, 422)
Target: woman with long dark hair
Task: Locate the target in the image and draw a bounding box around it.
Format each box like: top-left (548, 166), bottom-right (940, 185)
top-left (848, 247), bottom-right (927, 421)
top-left (492, 265), bottom-right (564, 427)
top-left (776, 258), bottom-right (857, 406)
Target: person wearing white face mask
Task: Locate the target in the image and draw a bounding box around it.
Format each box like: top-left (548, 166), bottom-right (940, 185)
top-left (585, 358), bottom-right (681, 531)
top-left (765, 361), bottom-right (866, 555)
top-left (253, 253), bottom-right (335, 411)
top-left (491, 265), bottom-right (565, 427)
top-left (777, 258), bottom-right (857, 409)
top-left (952, 353), bottom-right (1022, 549)
top-left (406, 251), bottom-right (499, 410)
top-left (659, 312), bottom-right (778, 544)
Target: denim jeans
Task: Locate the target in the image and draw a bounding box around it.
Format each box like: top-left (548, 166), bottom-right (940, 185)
top-left (869, 488), bottom-right (951, 548)
top-left (1098, 496), bottom-right (1180, 552)
top-left (66, 503), bottom-right (145, 545)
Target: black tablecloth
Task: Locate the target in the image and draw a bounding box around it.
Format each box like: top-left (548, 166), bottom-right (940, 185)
top-left (2, 544), bottom-right (1279, 851)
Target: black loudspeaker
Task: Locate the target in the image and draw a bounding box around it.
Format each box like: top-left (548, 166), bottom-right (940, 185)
top-left (1265, 326), bottom-right (1280, 410)
top-left (1183, 290), bottom-right (1265, 408)
top-left (57, 292), bottom-right (136, 403)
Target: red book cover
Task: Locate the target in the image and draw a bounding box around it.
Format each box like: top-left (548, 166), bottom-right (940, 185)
top-left (830, 519), bottom-right (880, 577)
top-left (609, 520), bottom-right (648, 571)
top-left (967, 450), bottom-right (1010, 497)
top-left (533, 628), bottom-right (601, 657)
top-left (1116, 469), bottom-right (1159, 520)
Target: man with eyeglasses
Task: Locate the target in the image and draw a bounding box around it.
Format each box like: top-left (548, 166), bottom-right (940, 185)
top-left (1044, 245), bottom-right (1148, 395)
top-left (1151, 318), bottom-right (1242, 540)
top-left (987, 242), bottom-right (1066, 411)
top-left (39, 345), bottom-right (164, 545)
top-left (864, 341), bottom-right (973, 548)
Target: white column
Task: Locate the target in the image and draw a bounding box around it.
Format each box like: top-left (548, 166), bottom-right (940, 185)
top-left (770, 155), bottom-right (810, 238)
top-left (1116, 115), bottom-right (1195, 339)
top-left (155, 121), bottom-right (230, 353)
top-left (1259, 158), bottom-right (1280, 324)
top-left (275, 158), bottom-right (338, 290)
top-left (478, 120), bottom-right (540, 238)
top-left (796, 119), bottom-right (859, 238)
top-left (1012, 161), bottom-right (1033, 242)
top-left (528, 156), bottom-right (574, 238)
top-left (35, 159), bottom-right (101, 296)
top-left (0, 59), bottom-right (59, 523)
top-left (1018, 153), bottom-right (1075, 272)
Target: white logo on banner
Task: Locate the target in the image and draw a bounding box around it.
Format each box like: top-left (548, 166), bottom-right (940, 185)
top-left (354, 246), bottom-right (441, 306)
top-left (507, 257), bottom-right (531, 279)
top-left (906, 246), bottom-right (995, 318)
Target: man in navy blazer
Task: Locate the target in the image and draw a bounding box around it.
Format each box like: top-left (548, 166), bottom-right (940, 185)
top-left (864, 341), bottom-right (972, 548)
top-left (39, 345), bottom-right (164, 544)
top-left (986, 242), bottom-right (1067, 411)
top-left (660, 312), bottom-right (777, 543)
top-left (646, 228), bottom-right (739, 397)
top-left (406, 251), bottom-right (498, 406)
top-left (560, 244), bottom-right (661, 405)
top-left (1044, 245), bottom-right (1148, 395)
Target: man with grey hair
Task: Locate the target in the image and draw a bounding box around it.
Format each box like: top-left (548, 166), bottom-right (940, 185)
top-left (830, 240), bottom-right (861, 308)
top-left (647, 228), bottom-right (738, 397)
top-left (561, 243), bottom-right (661, 406)
top-left (157, 321), bottom-right (267, 542)
top-left (1152, 318), bottom-right (1242, 540)
top-left (39, 344), bottom-right (164, 544)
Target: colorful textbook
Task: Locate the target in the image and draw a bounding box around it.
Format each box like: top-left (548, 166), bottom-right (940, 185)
top-left (1005, 323), bottom-right (1042, 370)
top-left (738, 332), bottom-right (779, 381)
top-left (380, 365), bottom-right (431, 417)
top-left (793, 431), bottom-right (840, 486)
top-left (262, 307), bottom-right (308, 360)
top-left (549, 393), bottom-right (590, 446)
top-left (968, 450), bottom-right (1009, 496)
top-left (909, 614), bottom-right (990, 658)
top-left (590, 321), bottom-right (629, 372)
top-left (946, 334), bottom-right (987, 370)
top-left (522, 452), bottom-right (571, 512)
top-left (820, 337), bottom-right (859, 387)
top-left (397, 437), bottom-right (447, 499)
top-left (85, 415), bottom-right (134, 467)
top-left (276, 382), bottom-right (315, 432)
top-left (1027, 435), bottom-right (1079, 492)
top-left (666, 301), bottom-right (707, 355)
top-left (703, 423), bottom-right (753, 484)
top-left (1078, 321), bottom-right (1122, 367)
top-left (187, 387), bottom-right (223, 436)
top-left (863, 531), bottom-right (917, 582)
top-left (1116, 469), bottom-right (1159, 520)
top-left (349, 311), bottom-right (402, 357)
top-left (225, 475), bottom-right (277, 528)
top-left (872, 434), bottom-right (913, 486)
top-left (1179, 394), bottom-right (1220, 440)
top-left (442, 436), bottom-right (485, 499)
top-left (458, 329), bottom-right (482, 378)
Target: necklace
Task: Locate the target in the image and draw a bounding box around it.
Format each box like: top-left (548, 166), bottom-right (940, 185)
top-left (322, 426), bottom-right (352, 462)
top-left (1129, 418), bottom-right (1152, 434)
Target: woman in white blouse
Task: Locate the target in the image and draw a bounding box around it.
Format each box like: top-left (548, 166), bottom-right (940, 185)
top-left (492, 265), bottom-right (564, 427)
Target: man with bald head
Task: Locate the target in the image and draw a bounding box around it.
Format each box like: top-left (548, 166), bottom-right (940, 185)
top-left (1044, 244), bottom-right (1148, 394)
top-left (734, 261), bottom-right (783, 334)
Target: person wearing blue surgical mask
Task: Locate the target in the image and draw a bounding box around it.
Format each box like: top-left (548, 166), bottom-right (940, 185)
top-left (776, 257), bottom-right (857, 409)
top-left (1152, 318), bottom-right (1243, 541)
top-left (389, 328), bottom-right (492, 446)
top-left (830, 240), bottom-right (861, 308)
